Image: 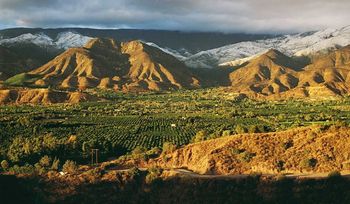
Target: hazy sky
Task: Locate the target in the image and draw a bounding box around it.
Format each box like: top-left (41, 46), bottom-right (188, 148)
top-left (1, 0), bottom-right (350, 33)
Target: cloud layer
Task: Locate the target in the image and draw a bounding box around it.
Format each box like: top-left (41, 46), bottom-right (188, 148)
top-left (1, 0), bottom-right (350, 33)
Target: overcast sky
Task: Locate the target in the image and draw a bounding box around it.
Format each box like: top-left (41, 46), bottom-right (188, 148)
top-left (0, 0), bottom-right (350, 33)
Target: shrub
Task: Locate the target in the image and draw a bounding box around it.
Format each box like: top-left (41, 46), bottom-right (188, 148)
top-left (230, 148), bottom-right (243, 155)
top-left (162, 142), bottom-right (176, 154)
top-left (146, 147), bottom-right (162, 159)
top-left (343, 161), bottom-right (350, 170)
top-left (145, 167), bottom-right (163, 184)
top-left (132, 146), bottom-right (147, 155)
top-left (300, 158), bottom-right (317, 169)
top-left (9, 164), bottom-right (35, 175)
top-left (282, 140), bottom-right (293, 150)
top-left (128, 167), bottom-right (142, 179)
top-left (307, 131), bottom-right (317, 141)
top-left (63, 160), bottom-right (78, 174)
top-left (275, 160), bottom-right (285, 172)
top-left (34, 163), bottom-right (46, 175)
top-left (275, 174), bottom-right (287, 181)
top-left (249, 172), bottom-right (262, 180)
top-left (239, 151), bottom-right (255, 162)
top-left (228, 110), bottom-right (239, 118)
top-left (222, 130), bottom-right (232, 137)
top-left (328, 170), bottom-right (341, 178)
top-left (131, 146), bottom-right (148, 160)
top-left (85, 168), bottom-right (103, 182)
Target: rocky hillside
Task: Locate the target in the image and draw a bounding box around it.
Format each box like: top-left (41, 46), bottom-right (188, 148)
top-left (5, 38), bottom-right (200, 91)
top-left (148, 125), bottom-right (350, 175)
top-left (229, 49), bottom-right (299, 95)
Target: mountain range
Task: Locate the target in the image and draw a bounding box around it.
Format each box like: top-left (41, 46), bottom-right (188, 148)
top-left (4, 38), bottom-right (199, 92)
top-left (1, 26), bottom-right (350, 101)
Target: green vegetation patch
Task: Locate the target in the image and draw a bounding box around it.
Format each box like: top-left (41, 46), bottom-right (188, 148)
top-left (4, 73), bottom-right (41, 86)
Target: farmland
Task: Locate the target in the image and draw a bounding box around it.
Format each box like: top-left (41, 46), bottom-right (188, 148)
top-left (1, 88), bottom-right (350, 165)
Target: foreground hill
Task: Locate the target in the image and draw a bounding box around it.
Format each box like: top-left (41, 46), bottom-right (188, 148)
top-left (5, 38), bottom-right (200, 91)
top-left (147, 125), bottom-right (350, 174)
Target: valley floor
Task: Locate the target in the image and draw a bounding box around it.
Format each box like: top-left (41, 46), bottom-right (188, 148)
top-left (0, 90), bottom-right (350, 203)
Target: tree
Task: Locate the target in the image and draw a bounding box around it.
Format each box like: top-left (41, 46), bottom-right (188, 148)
top-left (63, 160), bottom-right (78, 174)
top-left (248, 125), bottom-right (259, 133)
top-left (39, 155), bottom-right (52, 168)
top-left (42, 134), bottom-right (60, 151)
top-left (222, 130), bottom-right (232, 137)
top-left (193, 130), bottom-right (207, 143)
top-left (7, 137), bottom-right (27, 162)
top-left (132, 146), bottom-right (147, 155)
top-left (51, 157), bottom-right (60, 171)
top-left (235, 125), bottom-right (247, 134)
top-left (1, 160), bottom-right (9, 171)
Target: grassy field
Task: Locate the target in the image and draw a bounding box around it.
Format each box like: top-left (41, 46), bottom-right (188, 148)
top-left (0, 88), bottom-right (350, 165)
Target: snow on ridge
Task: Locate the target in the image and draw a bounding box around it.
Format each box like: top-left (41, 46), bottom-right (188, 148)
top-left (0, 33), bottom-right (54, 47)
top-left (0, 32), bottom-right (92, 49)
top-left (186, 25), bottom-right (350, 68)
top-left (219, 52), bottom-right (263, 67)
top-left (55, 31), bottom-right (93, 49)
top-left (184, 40), bottom-right (279, 68)
top-left (2, 25), bottom-right (350, 69)
top-left (145, 42), bottom-right (188, 60)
